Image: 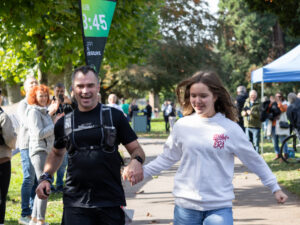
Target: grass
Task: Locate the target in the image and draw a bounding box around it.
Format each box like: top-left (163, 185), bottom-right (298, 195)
top-left (4, 120), bottom-right (300, 224)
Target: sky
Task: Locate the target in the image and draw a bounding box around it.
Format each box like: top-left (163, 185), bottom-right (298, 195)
top-left (206, 0), bottom-right (219, 15)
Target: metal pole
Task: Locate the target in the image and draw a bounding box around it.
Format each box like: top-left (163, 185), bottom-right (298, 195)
top-left (261, 81), bottom-right (264, 155)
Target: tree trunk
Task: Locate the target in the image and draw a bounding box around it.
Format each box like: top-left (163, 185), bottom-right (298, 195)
top-left (6, 83), bottom-right (22, 104)
top-left (272, 21), bottom-right (285, 58)
top-left (36, 34), bottom-right (48, 84)
top-left (149, 90), bottom-right (155, 112)
top-left (63, 62), bottom-right (73, 95)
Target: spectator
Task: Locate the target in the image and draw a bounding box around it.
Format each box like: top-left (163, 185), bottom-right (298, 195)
top-left (0, 90), bottom-right (17, 225)
top-left (235, 85), bottom-right (248, 131)
top-left (269, 93), bottom-right (289, 160)
top-left (17, 76), bottom-right (39, 225)
top-left (287, 92), bottom-right (300, 136)
top-left (107, 93), bottom-right (124, 112)
top-left (129, 99), bottom-right (139, 120)
top-left (168, 102), bottom-right (176, 131)
top-left (241, 90), bottom-right (261, 153)
top-left (120, 98), bottom-right (130, 121)
top-left (143, 100), bottom-right (152, 132)
top-left (161, 101), bottom-right (171, 132)
top-left (27, 85), bottom-right (61, 225)
top-left (50, 83), bottom-right (74, 193)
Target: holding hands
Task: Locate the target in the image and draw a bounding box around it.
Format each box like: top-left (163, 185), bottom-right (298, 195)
top-left (122, 158), bottom-right (144, 186)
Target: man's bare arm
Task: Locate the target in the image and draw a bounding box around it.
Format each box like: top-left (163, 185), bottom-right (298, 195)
top-left (122, 140), bottom-right (145, 185)
top-left (36, 147), bottom-right (66, 199)
top-left (44, 147), bottom-right (66, 175)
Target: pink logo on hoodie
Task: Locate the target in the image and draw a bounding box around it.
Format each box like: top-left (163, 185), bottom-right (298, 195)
top-left (213, 134), bottom-right (229, 149)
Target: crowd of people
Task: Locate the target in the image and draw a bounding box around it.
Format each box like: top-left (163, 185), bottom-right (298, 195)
top-left (0, 66), bottom-right (294, 225)
top-left (236, 85), bottom-right (300, 161)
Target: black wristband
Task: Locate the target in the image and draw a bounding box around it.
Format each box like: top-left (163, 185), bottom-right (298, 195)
top-left (39, 172), bottom-right (53, 185)
top-left (134, 155), bottom-right (144, 164)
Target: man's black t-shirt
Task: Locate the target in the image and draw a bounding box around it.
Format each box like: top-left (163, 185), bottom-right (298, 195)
top-left (54, 103), bottom-right (137, 208)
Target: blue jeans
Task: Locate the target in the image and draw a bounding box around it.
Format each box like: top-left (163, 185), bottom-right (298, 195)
top-left (55, 154), bottom-right (68, 187)
top-left (20, 149), bottom-right (37, 217)
top-left (271, 126), bottom-right (288, 154)
top-left (245, 127), bottom-right (260, 153)
top-left (174, 205), bottom-right (233, 225)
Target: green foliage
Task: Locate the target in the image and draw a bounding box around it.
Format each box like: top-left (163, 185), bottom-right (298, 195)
top-left (108, 0), bottom-right (219, 100)
top-left (217, 0), bottom-right (277, 93)
top-left (0, 0), bottom-right (163, 86)
top-left (245, 0), bottom-right (300, 38)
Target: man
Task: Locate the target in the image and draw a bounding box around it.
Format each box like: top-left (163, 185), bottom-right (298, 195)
top-left (36, 66), bottom-right (145, 225)
top-left (143, 100), bottom-right (152, 132)
top-left (52, 83), bottom-right (73, 115)
top-left (51, 83), bottom-right (74, 193)
top-left (287, 93), bottom-right (300, 135)
top-left (17, 76), bottom-right (38, 225)
top-left (161, 100), bottom-right (171, 132)
top-left (241, 90), bottom-right (261, 153)
top-left (0, 87), bottom-right (17, 225)
top-left (235, 85), bottom-right (248, 131)
top-left (107, 93), bottom-right (124, 112)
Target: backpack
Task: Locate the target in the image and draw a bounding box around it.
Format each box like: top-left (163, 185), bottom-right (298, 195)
top-left (260, 100), bottom-right (270, 122)
top-left (64, 105), bottom-right (117, 151)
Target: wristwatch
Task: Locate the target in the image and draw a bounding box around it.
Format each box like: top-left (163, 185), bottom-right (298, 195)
top-left (39, 172), bottom-right (53, 184)
top-left (134, 155), bottom-right (144, 165)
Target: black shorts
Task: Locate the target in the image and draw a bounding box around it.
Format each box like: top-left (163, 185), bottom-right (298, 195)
top-left (63, 206), bottom-right (125, 225)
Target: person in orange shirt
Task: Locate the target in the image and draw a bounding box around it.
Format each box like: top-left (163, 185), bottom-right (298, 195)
top-left (269, 93), bottom-right (289, 160)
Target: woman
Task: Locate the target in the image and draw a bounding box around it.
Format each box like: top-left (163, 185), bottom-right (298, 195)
top-left (27, 85), bottom-right (56, 225)
top-left (270, 93), bottom-right (289, 160)
top-left (0, 90), bottom-right (17, 225)
top-left (142, 71), bottom-right (287, 225)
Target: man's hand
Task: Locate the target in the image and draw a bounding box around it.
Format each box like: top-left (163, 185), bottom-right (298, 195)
top-left (48, 100), bottom-right (60, 116)
top-left (36, 181), bottom-right (51, 200)
top-left (122, 159), bottom-right (144, 186)
top-left (274, 190), bottom-right (288, 204)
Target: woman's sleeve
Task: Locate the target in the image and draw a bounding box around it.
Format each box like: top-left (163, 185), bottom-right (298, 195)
top-left (28, 110), bottom-right (54, 139)
top-left (143, 127), bottom-right (182, 179)
top-left (1, 113), bottom-right (17, 150)
top-left (232, 128), bottom-right (281, 193)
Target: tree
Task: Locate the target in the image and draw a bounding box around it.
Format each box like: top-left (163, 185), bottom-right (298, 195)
top-left (245, 0), bottom-right (300, 38)
top-left (103, 0), bottom-right (219, 103)
top-left (216, 0), bottom-right (278, 92)
top-left (0, 0), bottom-right (163, 102)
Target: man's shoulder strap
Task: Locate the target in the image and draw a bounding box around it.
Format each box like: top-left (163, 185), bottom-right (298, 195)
top-left (64, 111), bottom-right (73, 136)
top-left (102, 105), bottom-right (114, 127)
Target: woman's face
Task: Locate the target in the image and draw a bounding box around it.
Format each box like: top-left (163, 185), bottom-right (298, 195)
top-left (36, 90), bottom-right (49, 107)
top-left (189, 82), bottom-right (217, 118)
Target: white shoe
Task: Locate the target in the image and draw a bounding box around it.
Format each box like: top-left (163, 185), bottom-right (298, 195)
top-left (28, 220), bottom-right (36, 225)
top-left (18, 216), bottom-right (31, 225)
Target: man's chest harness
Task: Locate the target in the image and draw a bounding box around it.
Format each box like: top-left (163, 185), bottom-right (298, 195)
top-left (64, 105), bottom-right (117, 152)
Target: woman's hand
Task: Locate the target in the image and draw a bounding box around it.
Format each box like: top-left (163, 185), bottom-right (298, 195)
top-left (274, 190), bottom-right (288, 204)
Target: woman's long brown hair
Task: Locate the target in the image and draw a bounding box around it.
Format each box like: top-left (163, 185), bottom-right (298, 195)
top-left (176, 71), bottom-right (238, 122)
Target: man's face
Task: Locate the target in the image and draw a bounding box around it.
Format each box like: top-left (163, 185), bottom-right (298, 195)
top-left (249, 91), bottom-right (257, 102)
top-left (54, 87), bottom-right (65, 98)
top-left (72, 71), bottom-right (100, 112)
top-left (25, 78), bottom-right (38, 93)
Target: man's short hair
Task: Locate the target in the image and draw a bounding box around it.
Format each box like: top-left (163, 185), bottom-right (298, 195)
top-left (237, 85), bottom-right (246, 94)
top-left (288, 92), bottom-right (297, 104)
top-left (71, 65), bottom-right (100, 84)
top-left (54, 82), bottom-right (65, 89)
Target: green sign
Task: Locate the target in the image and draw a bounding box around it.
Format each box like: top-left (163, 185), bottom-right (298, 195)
top-left (81, 0), bottom-right (116, 37)
top-left (80, 0), bottom-right (116, 73)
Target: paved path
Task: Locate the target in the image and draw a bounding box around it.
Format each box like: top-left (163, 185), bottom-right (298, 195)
top-left (123, 138), bottom-right (300, 225)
